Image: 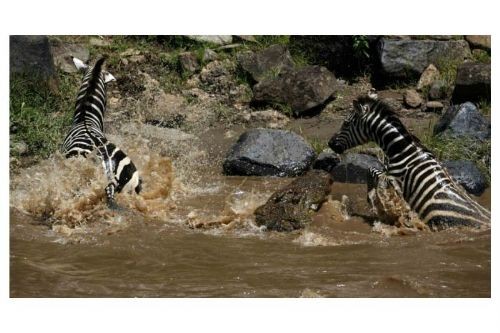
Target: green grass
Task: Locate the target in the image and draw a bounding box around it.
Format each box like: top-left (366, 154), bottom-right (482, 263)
top-left (477, 99), bottom-right (491, 117)
top-left (10, 72), bottom-right (77, 159)
top-left (420, 122), bottom-right (491, 185)
top-left (472, 49), bottom-right (491, 64)
top-left (435, 56), bottom-right (462, 87)
top-left (308, 137), bottom-right (328, 155)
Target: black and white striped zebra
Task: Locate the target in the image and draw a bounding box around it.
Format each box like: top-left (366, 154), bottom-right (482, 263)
top-left (328, 94), bottom-right (490, 230)
top-left (62, 57), bottom-right (142, 208)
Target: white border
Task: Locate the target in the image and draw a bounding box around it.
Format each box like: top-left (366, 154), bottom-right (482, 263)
top-left (1, 0), bottom-right (498, 332)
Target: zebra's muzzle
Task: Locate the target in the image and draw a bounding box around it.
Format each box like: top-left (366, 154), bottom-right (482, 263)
top-left (328, 135), bottom-right (345, 154)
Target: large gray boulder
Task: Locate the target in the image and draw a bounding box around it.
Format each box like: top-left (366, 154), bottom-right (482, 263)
top-left (253, 65), bottom-right (337, 116)
top-left (236, 44), bottom-right (294, 82)
top-left (331, 153), bottom-right (383, 184)
top-left (443, 160), bottom-right (487, 196)
top-left (10, 35), bottom-right (56, 79)
top-left (378, 38), bottom-right (471, 79)
top-left (223, 128), bottom-right (316, 177)
top-left (433, 102), bottom-right (490, 140)
top-left (451, 62), bottom-right (490, 103)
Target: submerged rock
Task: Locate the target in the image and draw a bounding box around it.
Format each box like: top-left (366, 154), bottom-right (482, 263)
top-left (254, 170), bottom-right (333, 231)
top-left (253, 65), bottom-right (337, 116)
top-left (433, 102), bottom-right (490, 140)
top-left (451, 62), bottom-right (490, 103)
top-left (443, 160), bottom-right (487, 196)
top-left (223, 128), bottom-right (316, 177)
top-left (331, 153), bottom-right (383, 184)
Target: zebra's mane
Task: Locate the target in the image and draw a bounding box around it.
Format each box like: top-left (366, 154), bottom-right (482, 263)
top-left (81, 57), bottom-right (106, 103)
top-left (359, 96), bottom-right (432, 154)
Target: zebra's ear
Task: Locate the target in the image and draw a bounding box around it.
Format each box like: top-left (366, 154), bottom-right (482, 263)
top-left (72, 57), bottom-right (88, 71)
top-left (103, 71), bottom-right (116, 83)
top-left (353, 100), bottom-right (368, 116)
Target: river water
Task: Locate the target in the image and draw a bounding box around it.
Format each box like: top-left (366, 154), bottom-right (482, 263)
top-left (9, 124), bottom-right (491, 297)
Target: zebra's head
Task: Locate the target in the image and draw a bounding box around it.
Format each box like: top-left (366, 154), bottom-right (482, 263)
top-left (72, 57), bottom-right (116, 83)
top-left (328, 94), bottom-right (378, 154)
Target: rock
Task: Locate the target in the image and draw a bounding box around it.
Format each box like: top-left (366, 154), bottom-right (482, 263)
top-left (199, 59), bottom-right (250, 104)
top-left (465, 35), bottom-right (491, 51)
top-left (254, 170), bottom-right (333, 231)
top-left (223, 128), bottom-right (316, 177)
top-left (120, 48), bottom-right (141, 57)
top-left (378, 38), bottom-right (471, 79)
top-left (216, 43), bottom-right (243, 50)
top-left (288, 36), bottom-right (380, 79)
top-left (179, 52), bottom-right (200, 73)
top-left (253, 65), bottom-right (337, 116)
top-left (417, 64), bottom-right (440, 91)
top-left (10, 141), bottom-right (28, 155)
top-left (451, 62), bottom-right (490, 103)
top-left (236, 44), bottom-right (294, 82)
top-left (434, 102), bottom-right (490, 140)
top-left (331, 153), bottom-right (383, 184)
top-left (202, 48), bottom-right (218, 62)
top-left (233, 35), bottom-right (257, 43)
top-left (239, 109), bottom-right (290, 129)
top-left (51, 41), bottom-right (90, 73)
top-left (312, 149), bottom-right (340, 172)
top-left (187, 35), bottom-right (232, 45)
top-left (428, 80), bottom-right (447, 100)
top-left (128, 54), bottom-right (146, 63)
top-left (89, 37), bottom-right (110, 47)
top-left (425, 101), bottom-right (444, 113)
top-left (404, 89), bottom-right (423, 108)
top-left (10, 35), bottom-right (56, 79)
top-left (443, 160), bottom-right (487, 196)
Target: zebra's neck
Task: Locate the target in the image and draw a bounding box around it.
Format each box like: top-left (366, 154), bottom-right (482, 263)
top-left (366, 114), bottom-right (420, 162)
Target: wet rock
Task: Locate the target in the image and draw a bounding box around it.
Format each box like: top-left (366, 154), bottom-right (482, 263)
top-left (417, 64), bottom-right (440, 91)
top-left (425, 101), bottom-right (444, 113)
top-left (404, 89), bottom-right (423, 108)
top-left (10, 35), bottom-right (56, 79)
top-left (179, 52), bottom-right (200, 73)
top-left (51, 41), bottom-right (90, 73)
top-left (451, 62), bottom-right (490, 103)
top-left (223, 128), bottom-right (316, 177)
top-left (312, 148), bottom-right (340, 173)
top-left (253, 65), bottom-right (337, 116)
top-left (434, 102), bottom-right (490, 140)
top-left (187, 35), bottom-right (232, 45)
top-left (239, 109), bottom-right (290, 129)
top-left (236, 44), bottom-right (294, 82)
top-left (254, 170), bottom-right (333, 231)
top-left (465, 35), bottom-right (491, 51)
top-left (378, 38), bottom-right (471, 79)
top-left (443, 160), bottom-right (487, 196)
top-left (428, 80), bottom-right (447, 100)
top-left (331, 153), bottom-right (383, 184)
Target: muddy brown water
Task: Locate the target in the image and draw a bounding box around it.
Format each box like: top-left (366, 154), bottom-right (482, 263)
top-left (9, 123), bottom-right (490, 297)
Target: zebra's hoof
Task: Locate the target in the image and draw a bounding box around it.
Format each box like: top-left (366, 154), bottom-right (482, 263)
top-left (107, 200), bottom-right (122, 211)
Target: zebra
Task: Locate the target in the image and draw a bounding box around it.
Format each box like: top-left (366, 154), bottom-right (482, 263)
top-left (62, 57), bottom-right (142, 208)
top-left (328, 94), bottom-right (490, 230)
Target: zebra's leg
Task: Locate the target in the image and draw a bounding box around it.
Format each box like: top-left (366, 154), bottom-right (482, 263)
top-left (105, 182), bottom-right (121, 210)
top-left (367, 166), bottom-right (384, 193)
